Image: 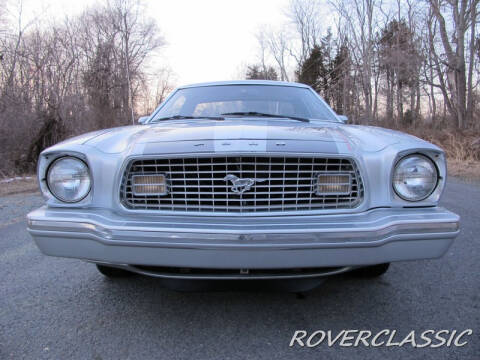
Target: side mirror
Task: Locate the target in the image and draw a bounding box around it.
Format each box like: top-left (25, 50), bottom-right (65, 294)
top-left (337, 115), bottom-right (348, 123)
top-left (138, 116), bottom-right (149, 124)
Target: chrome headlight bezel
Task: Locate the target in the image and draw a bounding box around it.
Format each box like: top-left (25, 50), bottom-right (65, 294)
top-left (46, 156), bottom-right (92, 203)
top-left (392, 154), bottom-right (439, 202)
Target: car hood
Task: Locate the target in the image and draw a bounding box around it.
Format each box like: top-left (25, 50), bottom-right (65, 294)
top-left (80, 119), bottom-right (433, 155)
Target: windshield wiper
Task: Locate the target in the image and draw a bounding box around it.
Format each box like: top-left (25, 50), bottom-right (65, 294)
top-left (221, 111), bottom-right (310, 123)
top-left (151, 115), bottom-right (224, 122)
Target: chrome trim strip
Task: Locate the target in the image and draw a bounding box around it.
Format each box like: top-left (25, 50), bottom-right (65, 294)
top-left (28, 206), bottom-right (459, 269)
top-left (27, 209), bottom-right (460, 251)
top-left (89, 262), bottom-right (356, 280)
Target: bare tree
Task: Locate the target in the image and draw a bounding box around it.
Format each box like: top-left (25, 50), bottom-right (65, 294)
top-left (287, 0), bottom-right (323, 66)
top-left (252, 0), bottom-right (480, 131)
top-left (0, 0), bottom-right (167, 174)
top-left (136, 67), bottom-right (175, 115)
top-left (428, 0), bottom-right (480, 128)
top-left (330, 0), bottom-right (378, 123)
top-left (253, 0), bottom-right (324, 83)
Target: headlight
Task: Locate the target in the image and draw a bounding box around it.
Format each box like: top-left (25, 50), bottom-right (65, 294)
top-left (47, 157), bottom-right (91, 202)
top-left (393, 154), bottom-right (438, 201)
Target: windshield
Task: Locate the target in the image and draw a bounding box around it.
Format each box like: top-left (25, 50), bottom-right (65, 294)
top-left (150, 85), bottom-right (338, 122)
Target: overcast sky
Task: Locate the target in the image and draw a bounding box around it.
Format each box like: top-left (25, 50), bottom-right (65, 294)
top-left (21, 0), bottom-right (292, 86)
top-left (152, 0), bottom-right (291, 85)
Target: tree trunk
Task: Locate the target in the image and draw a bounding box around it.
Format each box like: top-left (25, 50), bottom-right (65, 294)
top-left (396, 78), bottom-right (403, 124)
top-left (466, 1), bottom-right (477, 127)
top-left (386, 69), bottom-right (394, 123)
top-left (429, 0), bottom-right (471, 129)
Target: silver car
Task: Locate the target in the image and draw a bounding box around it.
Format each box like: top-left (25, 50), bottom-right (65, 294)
top-left (27, 80), bottom-right (459, 285)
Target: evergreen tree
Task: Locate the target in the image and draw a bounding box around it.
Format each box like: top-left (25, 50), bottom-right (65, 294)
top-left (246, 65), bottom-right (278, 80)
top-left (296, 45), bottom-right (326, 93)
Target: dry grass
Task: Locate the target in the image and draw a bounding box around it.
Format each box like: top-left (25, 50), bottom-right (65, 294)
top-left (447, 160), bottom-right (480, 181)
top-left (401, 127), bottom-right (480, 162)
top-left (0, 176), bottom-right (39, 197)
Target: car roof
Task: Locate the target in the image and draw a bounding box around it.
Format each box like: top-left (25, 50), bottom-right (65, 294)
top-left (178, 80), bottom-right (311, 89)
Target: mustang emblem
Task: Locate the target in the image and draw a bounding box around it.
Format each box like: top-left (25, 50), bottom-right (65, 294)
top-left (224, 174), bottom-right (266, 194)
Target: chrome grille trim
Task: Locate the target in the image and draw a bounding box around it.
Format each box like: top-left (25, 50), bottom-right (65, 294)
top-left (120, 156), bottom-right (364, 214)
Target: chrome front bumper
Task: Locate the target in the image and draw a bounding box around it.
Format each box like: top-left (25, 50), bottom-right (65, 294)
top-left (27, 206), bottom-right (459, 271)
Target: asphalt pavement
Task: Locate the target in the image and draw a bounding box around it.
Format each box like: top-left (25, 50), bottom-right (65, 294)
top-left (0, 178), bottom-right (478, 359)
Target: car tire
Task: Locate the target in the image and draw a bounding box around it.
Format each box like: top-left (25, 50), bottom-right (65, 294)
top-left (351, 263), bottom-right (390, 278)
top-left (96, 264), bottom-right (133, 278)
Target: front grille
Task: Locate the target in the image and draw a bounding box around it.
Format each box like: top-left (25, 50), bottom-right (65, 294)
top-left (120, 156), bottom-right (364, 214)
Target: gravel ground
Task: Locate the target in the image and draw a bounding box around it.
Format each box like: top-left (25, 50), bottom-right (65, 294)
top-left (0, 178), bottom-right (478, 359)
top-left (0, 192), bottom-right (44, 226)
